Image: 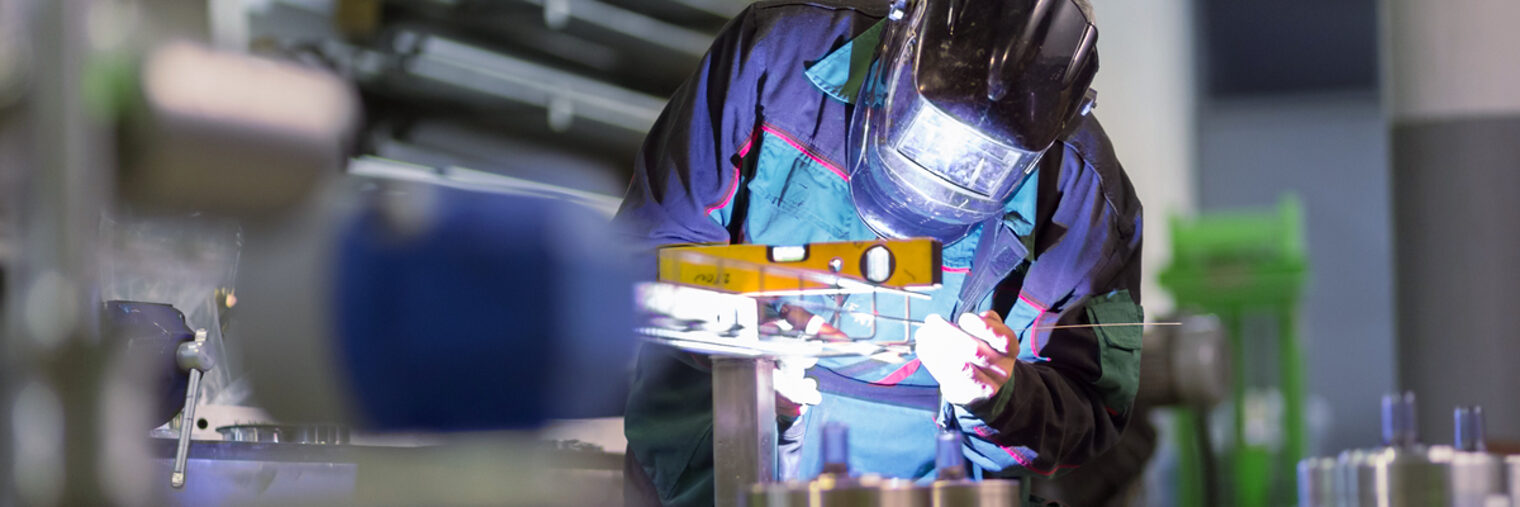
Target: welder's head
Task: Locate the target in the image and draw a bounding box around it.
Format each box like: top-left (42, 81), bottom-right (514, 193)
top-left (847, 0), bottom-right (1099, 244)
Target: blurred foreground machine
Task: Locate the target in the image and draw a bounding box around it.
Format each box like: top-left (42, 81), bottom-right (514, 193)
top-left (1298, 392), bottom-right (1518, 507)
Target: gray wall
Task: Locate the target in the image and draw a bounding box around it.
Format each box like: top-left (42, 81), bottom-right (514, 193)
top-left (1196, 92), bottom-right (1395, 453)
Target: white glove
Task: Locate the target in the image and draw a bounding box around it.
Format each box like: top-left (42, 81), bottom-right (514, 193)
top-left (774, 355), bottom-right (821, 418)
top-left (914, 312), bottom-right (1018, 406)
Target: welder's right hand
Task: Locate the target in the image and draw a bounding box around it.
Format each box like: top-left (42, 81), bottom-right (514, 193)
top-left (914, 312), bottom-right (1017, 406)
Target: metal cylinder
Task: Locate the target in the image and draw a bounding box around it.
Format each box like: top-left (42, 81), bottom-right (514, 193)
top-left (1353, 446), bottom-right (1450, 507)
top-left (1507, 455), bottom-right (1520, 507)
top-left (822, 422), bottom-right (851, 475)
top-left (1298, 456), bottom-right (1339, 507)
top-left (877, 479), bottom-right (930, 507)
top-left (1337, 449), bottom-right (1372, 507)
top-left (808, 474), bottom-right (883, 507)
top-left (934, 431), bottom-right (966, 481)
top-left (747, 481), bottom-right (809, 507)
top-left (929, 479), bottom-right (1020, 507)
top-left (1439, 448), bottom-right (1503, 507)
top-left (1454, 406), bottom-right (1486, 452)
top-left (1382, 391), bottom-right (1420, 447)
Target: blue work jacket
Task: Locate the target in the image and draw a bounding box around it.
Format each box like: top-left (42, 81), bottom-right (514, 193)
top-left (615, 1), bottom-right (1145, 505)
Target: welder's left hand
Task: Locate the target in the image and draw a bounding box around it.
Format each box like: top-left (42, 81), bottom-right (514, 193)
top-left (914, 311), bottom-right (1019, 406)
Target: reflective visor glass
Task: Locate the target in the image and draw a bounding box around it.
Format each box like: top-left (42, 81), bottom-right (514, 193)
top-left (893, 102), bottom-right (1036, 197)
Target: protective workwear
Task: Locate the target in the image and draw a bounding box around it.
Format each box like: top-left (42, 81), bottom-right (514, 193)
top-left (847, 0), bottom-right (1100, 244)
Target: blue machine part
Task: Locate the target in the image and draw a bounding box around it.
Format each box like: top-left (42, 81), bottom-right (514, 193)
top-left (334, 187), bottom-right (638, 431)
top-left (104, 300), bottom-right (195, 426)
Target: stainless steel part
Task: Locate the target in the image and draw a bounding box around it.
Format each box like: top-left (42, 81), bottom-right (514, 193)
top-left (1439, 449), bottom-right (1504, 507)
top-left (215, 424), bottom-right (350, 445)
top-left (712, 357), bottom-right (776, 507)
top-left (1453, 406), bottom-right (1486, 452)
top-left (807, 474), bottom-right (885, 506)
top-left (748, 481), bottom-right (810, 507)
top-left (929, 478), bottom-right (1021, 507)
top-left (1298, 456), bottom-right (1338, 507)
top-left (746, 476), bottom-right (931, 507)
top-left (1507, 456), bottom-right (1519, 507)
top-left (170, 329), bottom-right (213, 489)
top-left (1337, 449), bottom-right (1372, 507)
top-left (1353, 446), bottom-right (1451, 507)
top-left (1383, 391), bottom-right (1421, 447)
top-left (877, 479), bottom-right (931, 507)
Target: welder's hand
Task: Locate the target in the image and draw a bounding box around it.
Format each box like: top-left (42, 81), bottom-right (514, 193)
top-left (914, 311), bottom-right (1018, 406)
top-left (774, 357), bottom-right (821, 419)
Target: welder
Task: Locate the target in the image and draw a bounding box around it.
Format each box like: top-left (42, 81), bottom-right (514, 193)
top-left (615, 0), bottom-right (1144, 505)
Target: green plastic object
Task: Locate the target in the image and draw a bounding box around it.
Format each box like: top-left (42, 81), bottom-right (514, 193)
top-left (1158, 196), bottom-right (1309, 507)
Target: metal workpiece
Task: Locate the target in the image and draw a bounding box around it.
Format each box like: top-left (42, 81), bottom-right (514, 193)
top-left (747, 481), bottom-right (811, 507)
top-left (1429, 447), bottom-right (1505, 507)
top-left (746, 475), bottom-right (933, 507)
top-left (215, 424), bottom-right (350, 445)
top-left (1297, 456), bottom-right (1338, 507)
top-left (1383, 391), bottom-right (1421, 447)
top-left (934, 431), bottom-right (967, 481)
top-left (805, 474), bottom-right (889, 507)
top-left (1305, 399), bottom-right (1520, 507)
top-left (1442, 406), bottom-right (1504, 507)
top-left (929, 478), bottom-right (1021, 507)
top-left (1357, 445), bottom-right (1452, 507)
top-left (1453, 406), bottom-right (1486, 452)
top-left (876, 479), bottom-right (931, 507)
top-left (712, 357), bottom-right (777, 507)
top-left (1507, 456), bottom-right (1520, 507)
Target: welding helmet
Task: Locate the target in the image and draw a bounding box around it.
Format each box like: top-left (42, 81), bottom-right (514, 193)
top-left (847, 0), bottom-right (1099, 244)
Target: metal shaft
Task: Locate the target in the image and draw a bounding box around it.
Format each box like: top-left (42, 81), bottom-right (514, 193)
top-left (170, 368), bottom-right (202, 488)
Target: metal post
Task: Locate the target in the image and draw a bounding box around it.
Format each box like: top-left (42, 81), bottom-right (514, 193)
top-left (710, 357), bottom-right (776, 507)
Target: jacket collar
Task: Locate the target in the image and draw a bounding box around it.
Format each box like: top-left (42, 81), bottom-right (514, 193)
top-left (804, 20), bottom-right (885, 104)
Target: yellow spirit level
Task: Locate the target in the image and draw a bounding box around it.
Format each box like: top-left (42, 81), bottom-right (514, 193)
top-left (657, 239), bottom-right (942, 295)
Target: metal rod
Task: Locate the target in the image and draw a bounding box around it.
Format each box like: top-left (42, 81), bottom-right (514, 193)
top-left (170, 368), bottom-right (202, 488)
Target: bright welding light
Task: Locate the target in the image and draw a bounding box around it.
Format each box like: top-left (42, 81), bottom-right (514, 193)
top-left (894, 102), bottom-right (1035, 196)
